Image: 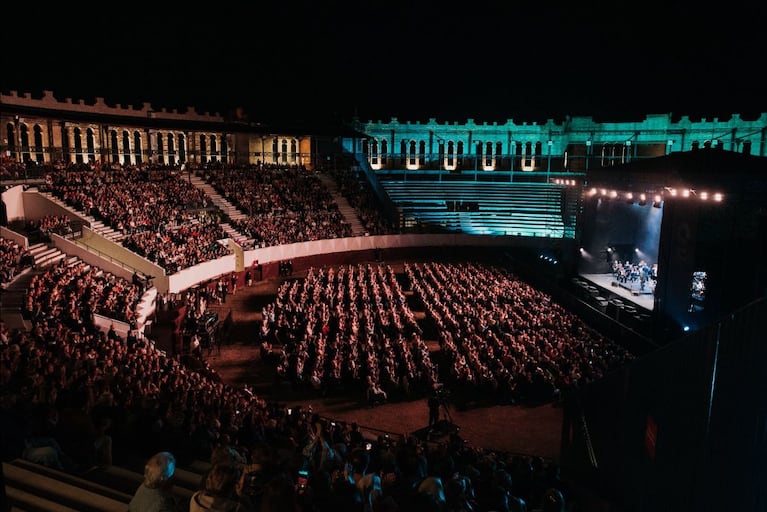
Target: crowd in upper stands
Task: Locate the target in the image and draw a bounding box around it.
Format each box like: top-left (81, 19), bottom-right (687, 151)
top-left (43, 163), bottom-right (231, 273)
top-left (0, 237), bottom-right (33, 285)
top-left (204, 164), bottom-right (353, 248)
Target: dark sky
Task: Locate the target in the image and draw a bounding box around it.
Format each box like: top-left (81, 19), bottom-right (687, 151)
top-left (3, 3), bottom-right (766, 125)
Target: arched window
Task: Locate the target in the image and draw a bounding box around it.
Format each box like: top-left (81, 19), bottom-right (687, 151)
top-left (485, 141), bottom-right (493, 167)
top-left (271, 137), bottom-right (278, 163)
top-left (110, 130), bottom-right (119, 163)
top-left (438, 141), bottom-right (445, 170)
top-left (157, 132), bottom-right (165, 164)
top-left (5, 123), bottom-right (15, 154)
top-left (200, 134), bottom-right (208, 162)
top-left (166, 133), bottom-right (174, 166)
top-left (20, 124), bottom-right (30, 162)
top-left (409, 140), bottom-right (416, 166)
top-left (370, 139), bottom-right (378, 165)
top-left (290, 139), bottom-right (297, 164)
top-left (447, 141), bottom-right (455, 167)
top-left (122, 131), bottom-right (131, 165)
top-left (400, 140), bottom-right (407, 166)
top-left (456, 141), bottom-right (464, 167)
top-left (178, 134), bottom-right (186, 163)
top-left (281, 139), bottom-right (288, 164)
top-left (221, 137), bottom-right (228, 164)
top-left (418, 140), bottom-right (426, 168)
top-left (381, 140), bottom-right (388, 165)
top-left (34, 125), bottom-right (44, 162)
top-left (524, 142), bottom-right (533, 167)
top-left (86, 128), bottom-right (96, 163)
top-left (210, 135), bottom-right (218, 162)
top-left (73, 127), bottom-right (83, 164)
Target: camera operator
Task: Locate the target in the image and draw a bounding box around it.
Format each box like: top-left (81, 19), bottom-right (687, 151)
top-left (428, 393), bottom-right (441, 429)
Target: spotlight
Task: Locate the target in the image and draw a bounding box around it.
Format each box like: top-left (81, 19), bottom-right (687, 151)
top-left (683, 325), bottom-right (690, 332)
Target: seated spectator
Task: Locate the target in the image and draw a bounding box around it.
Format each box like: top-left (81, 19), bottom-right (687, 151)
top-left (190, 461), bottom-right (255, 512)
top-left (129, 451), bottom-right (178, 512)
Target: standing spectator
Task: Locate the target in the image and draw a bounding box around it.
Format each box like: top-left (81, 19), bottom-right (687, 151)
top-left (129, 451), bottom-right (178, 512)
top-left (245, 269), bottom-right (253, 288)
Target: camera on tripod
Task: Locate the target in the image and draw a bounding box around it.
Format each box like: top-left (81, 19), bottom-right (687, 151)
top-left (433, 383), bottom-right (450, 401)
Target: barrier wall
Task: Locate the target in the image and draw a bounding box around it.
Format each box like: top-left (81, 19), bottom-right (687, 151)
top-left (161, 232), bottom-right (551, 294)
top-left (52, 233), bottom-right (137, 282)
top-left (0, 225), bottom-right (29, 249)
top-left (1, 185), bottom-right (25, 222)
top-left (22, 190), bottom-right (89, 223)
top-left (78, 226), bottom-right (165, 284)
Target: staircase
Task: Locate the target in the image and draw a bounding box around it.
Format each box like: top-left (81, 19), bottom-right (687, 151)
top-left (317, 172), bottom-right (367, 236)
top-left (27, 242), bottom-right (67, 268)
top-left (34, 189), bottom-right (125, 243)
top-left (187, 174), bottom-right (255, 248)
top-left (3, 455), bottom-right (210, 512)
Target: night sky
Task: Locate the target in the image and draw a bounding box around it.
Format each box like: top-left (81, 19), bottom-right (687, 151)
top-left (3, 3), bottom-right (766, 125)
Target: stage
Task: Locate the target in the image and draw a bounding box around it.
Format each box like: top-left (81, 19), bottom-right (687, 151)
top-left (580, 273), bottom-right (655, 312)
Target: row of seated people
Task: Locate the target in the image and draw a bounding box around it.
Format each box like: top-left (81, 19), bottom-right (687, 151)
top-left (128, 415), bottom-right (569, 512)
top-left (42, 163), bottom-right (231, 273)
top-left (0, 236), bottom-right (34, 285)
top-left (24, 214), bottom-right (75, 239)
top-left (3, 262), bottom-right (572, 511)
top-left (2, 260), bottom-right (276, 473)
top-left (203, 164), bottom-right (353, 248)
top-left (404, 262), bottom-right (635, 404)
top-left (0, 154), bottom-right (28, 179)
top-left (261, 264), bottom-right (438, 402)
top-left (21, 256), bottom-right (143, 328)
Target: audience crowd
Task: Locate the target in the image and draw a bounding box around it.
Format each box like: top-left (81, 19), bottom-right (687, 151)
top-left (204, 164), bottom-right (353, 248)
top-left (43, 164), bottom-right (231, 273)
top-left (0, 237), bottom-right (33, 286)
top-left (405, 262), bottom-right (634, 404)
top-left (262, 263), bottom-right (438, 401)
top-left (0, 161), bottom-right (637, 511)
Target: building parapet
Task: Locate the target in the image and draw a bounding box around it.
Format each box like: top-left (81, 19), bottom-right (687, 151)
top-left (0, 89), bottom-right (224, 122)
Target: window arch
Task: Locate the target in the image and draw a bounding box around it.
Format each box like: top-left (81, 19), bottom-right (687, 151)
top-left (167, 133), bottom-right (174, 165)
top-left (20, 124), bottom-right (30, 162)
top-left (157, 132), bottom-right (165, 164)
top-left (122, 130), bottom-right (131, 165)
top-left (110, 130), bottom-right (119, 163)
top-left (34, 124), bottom-right (44, 162)
top-left (73, 127), bottom-right (83, 164)
top-left (178, 134), bottom-right (186, 163)
top-left (210, 135), bottom-right (218, 162)
top-left (86, 128), bottom-right (96, 163)
top-left (200, 134), bottom-right (208, 162)
top-left (5, 123), bottom-right (15, 155)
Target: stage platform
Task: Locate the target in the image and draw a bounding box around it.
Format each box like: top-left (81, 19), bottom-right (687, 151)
top-left (579, 273), bottom-right (655, 312)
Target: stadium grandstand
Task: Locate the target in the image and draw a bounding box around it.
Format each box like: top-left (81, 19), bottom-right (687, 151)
top-left (1, 89), bottom-right (767, 512)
